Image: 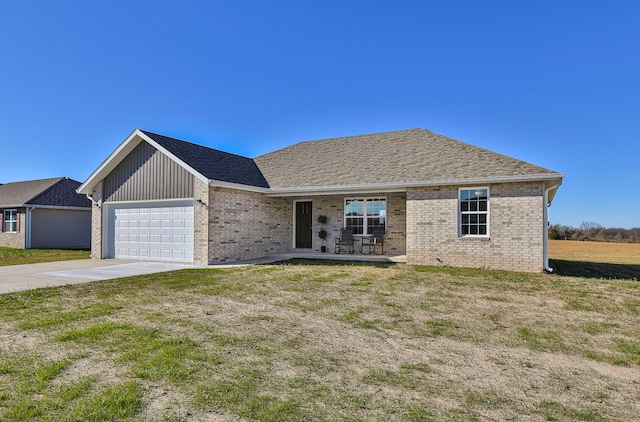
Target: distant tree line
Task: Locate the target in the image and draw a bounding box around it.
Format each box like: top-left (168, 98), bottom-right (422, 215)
top-left (549, 222), bottom-right (640, 243)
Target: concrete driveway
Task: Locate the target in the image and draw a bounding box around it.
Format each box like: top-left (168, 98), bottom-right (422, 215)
top-left (0, 259), bottom-right (193, 294)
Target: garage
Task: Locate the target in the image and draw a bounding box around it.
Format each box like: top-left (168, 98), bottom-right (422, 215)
top-left (105, 201), bottom-right (194, 263)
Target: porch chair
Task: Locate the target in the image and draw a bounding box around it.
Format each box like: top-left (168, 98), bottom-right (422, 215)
top-left (335, 228), bottom-right (355, 254)
top-left (361, 228), bottom-right (385, 255)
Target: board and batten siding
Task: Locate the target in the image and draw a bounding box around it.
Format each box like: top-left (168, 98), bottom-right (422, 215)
top-left (103, 142), bottom-right (194, 202)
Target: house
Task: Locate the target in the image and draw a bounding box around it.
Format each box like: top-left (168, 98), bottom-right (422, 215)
top-left (77, 128), bottom-right (563, 272)
top-left (0, 177), bottom-right (92, 249)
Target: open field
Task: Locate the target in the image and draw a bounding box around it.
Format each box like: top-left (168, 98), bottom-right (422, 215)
top-left (549, 240), bottom-right (640, 265)
top-left (0, 247), bottom-right (89, 266)
top-left (1, 262), bottom-right (639, 421)
top-left (549, 240), bottom-right (640, 280)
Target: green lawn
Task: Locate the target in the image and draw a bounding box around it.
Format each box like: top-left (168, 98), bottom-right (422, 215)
top-left (1, 262), bottom-right (639, 421)
top-left (0, 247), bottom-right (89, 266)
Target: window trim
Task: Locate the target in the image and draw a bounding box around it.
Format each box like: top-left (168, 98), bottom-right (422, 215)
top-left (458, 187), bottom-right (490, 238)
top-left (344, 197), bottom-right (387, 236)
top-left (3, 209), bottom-right (18, 233)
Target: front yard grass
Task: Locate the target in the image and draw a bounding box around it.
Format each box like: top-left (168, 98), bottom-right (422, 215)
top-left (1, 262), bottom-right (639, 420)
top-left (0, 247), bottom-right (89, 266)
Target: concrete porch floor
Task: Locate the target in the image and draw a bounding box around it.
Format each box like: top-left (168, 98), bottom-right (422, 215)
top-left (209, 250), bottom-right (407, 267)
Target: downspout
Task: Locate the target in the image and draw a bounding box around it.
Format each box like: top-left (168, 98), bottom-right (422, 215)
top-left (543, 183), bottom-right (561, 272)
top-left (25, 206), bottom-right (35, 249)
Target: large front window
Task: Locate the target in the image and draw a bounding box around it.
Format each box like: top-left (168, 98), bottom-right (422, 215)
top-left (345, 198), bottom-right (386, 235)
top-left (459, 188), bottom-right (489, 236)
top-left (3, 209), bottom-right (17, 233)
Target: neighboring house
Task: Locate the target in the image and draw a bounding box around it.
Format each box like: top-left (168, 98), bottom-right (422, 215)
top-left (77, 128), bottom-right (563, 272)
top-left (0, 177), bottom-right (92, 249)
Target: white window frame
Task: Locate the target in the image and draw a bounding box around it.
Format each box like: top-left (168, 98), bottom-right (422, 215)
top-left (458, 187), bottom-right (489, 238)
top-left (3, 209), bottom-right (18, 233)
top-left (344, 197), bottom-right (386, 235)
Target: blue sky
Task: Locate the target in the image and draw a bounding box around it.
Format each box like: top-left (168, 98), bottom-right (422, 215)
top-left (1, 1), bottom-right (638, 228)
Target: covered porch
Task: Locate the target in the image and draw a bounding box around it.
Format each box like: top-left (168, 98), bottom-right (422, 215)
top-left (289, 192), bottom-right (407, 256)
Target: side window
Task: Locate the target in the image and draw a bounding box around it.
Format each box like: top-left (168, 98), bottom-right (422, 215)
top-left (3, 209), bottom-right (18, 233)
top-left (459, 188), bottom-right (489, 236)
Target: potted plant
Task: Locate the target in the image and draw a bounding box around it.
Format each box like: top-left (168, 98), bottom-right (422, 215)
top-left (317, 215), bottom-right (328, 252)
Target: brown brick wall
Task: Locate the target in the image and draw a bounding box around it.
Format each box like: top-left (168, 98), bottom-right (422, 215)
top-left (207, 187), bottom-right (292, 263)
top-left (407, 182), bottom-right (544, 272)
top-left (90, 173), bottom-right (544, 271)
top-left (0, 208), bottom-right (26, 248)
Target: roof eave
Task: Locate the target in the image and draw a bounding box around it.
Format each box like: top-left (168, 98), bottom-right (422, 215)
top-left (265, 173), bottom-right (565, 197)
top-left (0, 203), bottom-right (91, 210)
top-left (545, 178), bottom-right (563, 205)
top-left (208, 179), bottom-right (271, 193)
top-left (26, 204), bottom-right (91, 210)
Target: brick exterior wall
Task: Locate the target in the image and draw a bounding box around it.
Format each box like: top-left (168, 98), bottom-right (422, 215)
top-left (202, 190), bottom-right (406, 262)
top-left (301, 192), bottom-right (407, 254)
top-left (193, 179), bottom-right (210, 266)
top-left (207, 187), bottom-right (292, 263)
top-left (0, 208), bottom-right (26, 248)
top-left (406, 182), bottom-right (545, 272)
top-left (89, 167), bottom-right (543, 272)
top-left (89, 181), bottom-right (104, 259)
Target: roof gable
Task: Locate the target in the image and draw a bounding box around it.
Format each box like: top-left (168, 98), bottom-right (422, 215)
top-left (77, 129), bottom-right (269, 195)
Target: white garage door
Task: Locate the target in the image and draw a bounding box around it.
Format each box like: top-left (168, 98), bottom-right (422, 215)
top-left (107, 201), bottom-right (194, 263)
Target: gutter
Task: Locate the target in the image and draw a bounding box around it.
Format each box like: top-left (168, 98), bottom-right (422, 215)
top-left (265, 173), bottom-right (566, 197)
top-left (24, 205), bottom-right (92, 211)
top-left (208, 179), bottom-right (271, 193)
top-left (1, 203), bottom-right (92, 211)
top-left (543, 182), bottom-right (561, 272)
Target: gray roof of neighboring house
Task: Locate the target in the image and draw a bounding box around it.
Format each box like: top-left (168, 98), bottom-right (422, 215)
top-left (0, 177), bottom-right (91, 208)
top-left (142, 130), bottom-right (270, 188)
top-left (254, 128), bottom-right (563, 189)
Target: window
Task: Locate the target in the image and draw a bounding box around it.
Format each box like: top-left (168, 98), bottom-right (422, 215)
top-left (3, 209), bottom-right (17, 233)
top-left (459, 188), bottom-right (488, 236)
top-left (345, 198), bottom-right (386, 235)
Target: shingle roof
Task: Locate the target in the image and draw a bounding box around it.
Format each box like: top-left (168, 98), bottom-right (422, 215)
top-left (142, 131), bottom-right (270, 189)
top-left (254, 128), bottom-right (562, 189)
top-left (79, 128), bottom-right (563, 197)
top-left (0, 177), bottom-right (91, 208)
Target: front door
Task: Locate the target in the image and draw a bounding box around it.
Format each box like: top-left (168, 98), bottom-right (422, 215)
top-left (295, 201), bottom-right (313, 248)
